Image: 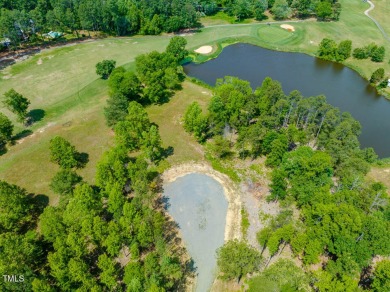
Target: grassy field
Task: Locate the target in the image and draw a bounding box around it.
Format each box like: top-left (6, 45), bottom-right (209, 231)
top-left (0, 0), bottom-right (389, 202)
top-left (147, 81), bottom-right (211, 165)
top-left (369, 0), bottom-right (390, 36)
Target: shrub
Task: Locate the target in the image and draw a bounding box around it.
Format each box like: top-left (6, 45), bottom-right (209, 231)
top-left (370, 68), bottom-right (385, 84)
top-left (371, 46), bottom-right (385, 62)
top-left (353, 47), bottom-right (368, 59)
top-left (96, 60), bottom-right (116, 79)
top-left (318, 38), bottom-right (337, 61)
top-left (336, 40), bottom-right (352, 61)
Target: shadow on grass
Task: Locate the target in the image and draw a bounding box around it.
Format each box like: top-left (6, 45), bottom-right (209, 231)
top-left (28, 109), bottom-right (45, 123)
top-left (163, 146), bottom-right (174, 159)
top-left (0, 144), bottom-right (7, 156)
top-left (0, 58), bottom-right (15, 70)
top-left (12, 129), bottom-right (33, 142)
top-left (25, 193), bottom-right (49, 230)
top-left (76, 152), bottom-right (89, 168)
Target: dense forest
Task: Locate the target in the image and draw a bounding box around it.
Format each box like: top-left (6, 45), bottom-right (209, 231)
top-left (184, 76), bottom-right (390, 291)
top-left (0, 0), bottom-right (341, 48)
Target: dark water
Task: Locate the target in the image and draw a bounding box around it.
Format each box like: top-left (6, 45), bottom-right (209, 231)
top-left (163, 173), bottom-right (228, 292)
top-left (184, 43), bottom-right (390, 158)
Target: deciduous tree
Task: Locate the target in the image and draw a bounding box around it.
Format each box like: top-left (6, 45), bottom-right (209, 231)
top-left (216, 239), bottom-right (262, 282)
top-left (3, 88), bottom-right (30, 123)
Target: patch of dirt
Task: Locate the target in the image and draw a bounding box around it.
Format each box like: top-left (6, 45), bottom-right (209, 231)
top-left (37, 58), bottom-right (42, 65)
top-left (17, 122), bottom-right (56, 144)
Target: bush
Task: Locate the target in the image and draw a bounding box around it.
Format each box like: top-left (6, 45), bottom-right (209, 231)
top-left (50, 169), bottom-right (82, 195)
top-left (378, 78), bottom-right (389, 89)
top-left (96, 60), bottom-right (116, 79)
top-left (353, 47), bottom-right (369, 59)
top-left (336, 40), bottom-right (352, 62)
top-left (318, 38), bottom-right (337, 61)
top-left (370, 68), bottom-right (385, 84)
top-left (371, 46), bottom-right (385, 62)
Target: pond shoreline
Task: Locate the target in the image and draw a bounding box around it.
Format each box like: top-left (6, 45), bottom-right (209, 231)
top-left (162, 162), bottom-right (242, 242)
top-left (189, 39), bottom-right (390, 99)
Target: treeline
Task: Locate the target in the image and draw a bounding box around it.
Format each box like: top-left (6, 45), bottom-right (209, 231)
top-left (183, 76), bottom-right (389, 290)
top-left (0, 0), bottom-right (342, 49)
top-left (318, 38), bottom-right (386, 63)
top-left (317, 38), bottom-right (389, 90)
top-left (0, 100), bottom-right (188, 291)
top-left (217, 0), bottom-right (341, 21)
top-left (185, 76), bottom-right (376, 181)
top-left (0, 0), bottom-right (200, 48)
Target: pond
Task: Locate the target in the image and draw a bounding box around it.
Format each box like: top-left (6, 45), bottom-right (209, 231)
top-left (184, 43), bottom-right (390, 158)
top-left (163, 173), bottom-right (228, 292)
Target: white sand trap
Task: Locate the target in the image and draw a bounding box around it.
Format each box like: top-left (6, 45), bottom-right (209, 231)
top-left (280, 24), bottom-right (295, 32)
top-left (195, 45), bottom-right (213, 54)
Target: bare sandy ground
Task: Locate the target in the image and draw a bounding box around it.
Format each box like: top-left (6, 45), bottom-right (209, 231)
top-left (194, 46), bottom-right (213, 54)
top-left (162, 162), bottom-right (242, 242)
top-left (280, 24), bottom-right (295, 32)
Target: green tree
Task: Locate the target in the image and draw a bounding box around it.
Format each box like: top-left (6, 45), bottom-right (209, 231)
top-left (269, 169), bottom-right (288, 201)
top-left (248, 259), bottom-right (310, 292)
top-left (216, 239), bottom-right (262, 282)
top-left (135, 51), bottom-right (179, 103)
top-left (98, 253), bottom-right (119, 290)
top-left (265, 137), bottom-right (288, 167)
top-left (291, 0), bottom-right (312, 18)
top-left (3, 88), bottom-right (30, 123)
top-left (115, 101), bottom-right (151, 150)
top-left (141, 125), bottom-right (164, 162)
top-left (271, 0), bottom-right (292, 20)
top-left (104, 93), bottom-right (131, 127)
top-left (108, 68), bottom-right (142, 100)
top-left (95, 146), bottom-right (128, 190)
top-left (49, 136), bottom-right (80, 169)
top-left (233, 0), bottom-right (253, 21)
top-left (372, 260), bottom-right (390, 292)
top-left (0, 180), bottom-right (32, 232)
top-left (336, 40), bottom-right (352, 62)
top-left (183, 102), bottom-right (208, 142)
top-left (208, 135), bottom-right (232, 159)
top-left (50, 169), bottom-right (82, 196)
top-left (95, 59), bottom-right (116, 79)
top-left (370, 68), bottom-right (385, 84)
top-left (253, 0), bottom-right (268, 20)
top-left (0, 113), bottom-right (13, 147)
top-left (165, 36), bottom-right (188, 62)
top-left (318, 38), bottom-right (337, 61)
top-left (371, 46), bottom-right (385, 62)
top-left (316, 1), bottom-right (332, 20)
top-left (353, 47), bottom-right (369, 59)
top-left (0, 231), bottom-right (43, 291)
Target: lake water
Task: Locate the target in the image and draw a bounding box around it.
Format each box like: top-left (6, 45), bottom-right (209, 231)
top-left (184, 43), bottom-right (390, 158)
top-left (163, 173), bottom-right (228, 292)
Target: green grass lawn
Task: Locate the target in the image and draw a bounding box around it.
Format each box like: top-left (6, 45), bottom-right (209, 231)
top-left (369, 0), bottom-right (390, 37)
top-left (0, 0), bottom-right (389, 202)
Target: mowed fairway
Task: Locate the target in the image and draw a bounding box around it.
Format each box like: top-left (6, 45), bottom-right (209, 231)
top-left (0, 0), bottom-right (389, 202)
top-left (369, 0), bottom-right (390, 37)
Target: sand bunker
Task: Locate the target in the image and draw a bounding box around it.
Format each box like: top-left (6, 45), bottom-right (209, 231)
top-left (194, 45), bottom-right (213, 54)
top-left (280, 24), bottom-right (295, 32)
